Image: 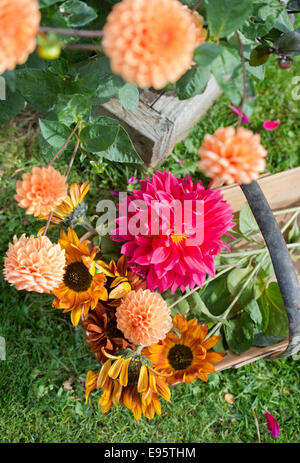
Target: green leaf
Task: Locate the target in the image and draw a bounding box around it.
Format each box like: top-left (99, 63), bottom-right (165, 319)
top-left (224, 313), bottom-right (254, 354)
top-left (264, 282), bottom-right (289, 337)
top-left (186, 291), bottom-right (230, 325)
top-left (201, 274), bottom-right (232, 316)
top-left (80, 116), bottom-right (143, 164)
top-left (253, 333), bottom-right (286, 347)
top-left (205, 0), bottom-right (253, 38)
top-left (275, 28), bottom-right (300, 56)
top-left (57, 94), bottom-right (92, 125)
top-left (76, 57), bottom-right (125, 103)
top-left (256, 252), bottom-right (275, 279)
top-left (176, 299), bottom-right (190, 315)
top-left (60, 0), bottom-right (97, 27)
top-left (227, 266), bottom-right (265, 307)
top-left (249, 45), bottom-right (271, 67)
top-left (274, 10), bottom-right (294, 33)
top-left (16, 70), bottom-right (69, 113)
top-left (39, 0), bottom-right (61, 7)
top-left (0, 88), bottom-right (26, 125)
top-left (118, 84), bottom-right (139, 111)
top-left (244, 299), bottom-right (263, 327)
top-left (211, 45), bottom-right (243, 106)
top-left (239, 202), bottom-right (260, 235)
top-left (241, 1), bottom-right (285, 40)
top-left (288, 221), bottom-right (300, 243)
top-left (176, 43), bottom-right (222, 100)
top-left (39, 119), bottom-right (74, 150)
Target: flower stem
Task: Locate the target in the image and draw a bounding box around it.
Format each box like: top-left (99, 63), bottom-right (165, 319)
top-left (39, 27), bottom-right (104, 38)
top-left (236, 31), bottom-right (247, 128)
top-left (192, 0), bottom-right (203, 12)
top-left (47, 123), bottom-right (79, 168)
top-left (65, 44), bottom-right (102, 51)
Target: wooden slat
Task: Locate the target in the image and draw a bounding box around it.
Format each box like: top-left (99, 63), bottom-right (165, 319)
top-left (215, 339), bottom-right (289, 371)
top-left (221, 167), bottom-right (300, 212)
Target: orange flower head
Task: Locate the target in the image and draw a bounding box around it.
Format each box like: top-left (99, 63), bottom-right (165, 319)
top-left (198, 126), bottom-right (267, 185)
top-left (0, 0), bottom-right (41, 74)
top-left (143, 313), bottom-right (225, 385)
top-left (85, 350), bottom-right (171, 420)
top-left (103, 0), bottom-right (201, 89)
top-left (190, 10), bottom-right (207, 46)
top-left (116, 289), bottom-right (172, 346)
top-left (52, 228), bottom-right (108, 326)
top-left (4, 234), bottom-right (65, 293)
top-left (15, 166), bottom-right (68, 218)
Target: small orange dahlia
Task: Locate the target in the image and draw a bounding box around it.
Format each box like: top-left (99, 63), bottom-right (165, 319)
top-left (15, 166), bottom-right (68, 218)
top-left (198, 126), bottom-right (267, 185)
top-left (4, 234), bottom-right (65, 293)
top-left (116, 289), bottom-right (172, 346)
top-left (103, 0), bottom-right (201, 89)
top-left (143, 313), bottom-right (225, 385)
top-left (0, 0), bottom-right (41, 75)
top-left (52, 228), bottom-right (108, 326)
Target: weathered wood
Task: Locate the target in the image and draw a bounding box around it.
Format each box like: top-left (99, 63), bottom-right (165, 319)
top-left (97, 76), bottom-right (221, 166)
top-left (221, 167), bottom-right (300, 212)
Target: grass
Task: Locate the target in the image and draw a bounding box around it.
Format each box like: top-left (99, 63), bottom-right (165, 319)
top-left (1, 58), bottom-right (300, 443)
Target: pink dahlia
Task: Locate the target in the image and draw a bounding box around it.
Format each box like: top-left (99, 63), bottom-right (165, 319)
top-left (111, 170), bottom-right (234, 293)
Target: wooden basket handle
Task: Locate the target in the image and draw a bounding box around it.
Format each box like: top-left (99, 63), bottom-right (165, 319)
top-left (241, 180), bottom-right (300, 358)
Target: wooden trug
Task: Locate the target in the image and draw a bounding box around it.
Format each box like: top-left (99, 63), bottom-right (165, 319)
top-left (215, 167), bottom-right (300, 371)
top-left (96, 76), bottom-right (221, 166)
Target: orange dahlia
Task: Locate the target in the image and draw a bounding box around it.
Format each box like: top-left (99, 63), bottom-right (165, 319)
top-left (116, 289), bottom-right (172, 346)
top-left (82, 303), bottom-right (133, 363)
top-left (52, 228), bottom-right (108, 326)
top-left (198, 126), bottom-right (267, 185)
top-left (0, 0), bottom-right (41, 75)
top-left (38, 182), bottom-right (90, 234)
top-left (15, 166), bottom-right (68, 218)
top-left (143, 313), bottom-right (225, 385)
top-left (103, 0), bottom-right (201, 89)
top-left (85, 350), bottom-right (171, 420)
top-left (190, 10), bottom-right (207, 46)
top-left (4, 234), bottom-right (65, 293)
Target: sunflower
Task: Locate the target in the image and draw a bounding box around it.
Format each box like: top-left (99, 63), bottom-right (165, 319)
top-left (38, 182), bottom-right (90, 234)
top-left (82, 303), bottom-right (134, 363)
top-left (52, 228), bottom-right (108, 326)
top-left (85, 349), bottom-right (171, 420)
top-left (96, 255), bottom-right (146, 303)
top-left (143, 314), bottom-right (225, 384)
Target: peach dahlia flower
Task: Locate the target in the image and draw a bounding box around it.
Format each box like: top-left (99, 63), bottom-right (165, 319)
top-left (4, 234), bottom-right (66, 293)
top-left (198, 126), bottom-right (267, 185)
top-left (15, 166), bottom-right (68, 218)
top-left (0, 0), bottom-right (41, 75)
top-left (103, 0), bottom-right (202, 89)
top-left (116, 289), bottom-right (172, 346)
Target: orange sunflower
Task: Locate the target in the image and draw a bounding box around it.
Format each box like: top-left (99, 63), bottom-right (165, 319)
top-left (38, 182), bottom-right (90, 234)
top-left (96, 255), bottom-right (146, 303)
top-left (85, 349), bottom-right (171, 420)
top-left (52, 228), bottom-right (108, 326)
top-left (82, 303), bottom-right (134, 363)
top-left (143, 313), bottom-right (225, 385)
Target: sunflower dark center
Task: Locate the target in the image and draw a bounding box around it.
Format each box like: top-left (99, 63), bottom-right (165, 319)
top-left (127, 357), bottom-right (142, 386)
top-left (106, 320), bottom-right (123, 339)
top-left (63, 261), bottom-right (92, 292)
top-left (168, 344), bottom-right (194, 371)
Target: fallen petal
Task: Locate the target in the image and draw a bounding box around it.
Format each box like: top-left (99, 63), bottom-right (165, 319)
top-left (265, 410), bottom-right (280, 438)
top-left (263, 120), bottom-right (280, 130)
